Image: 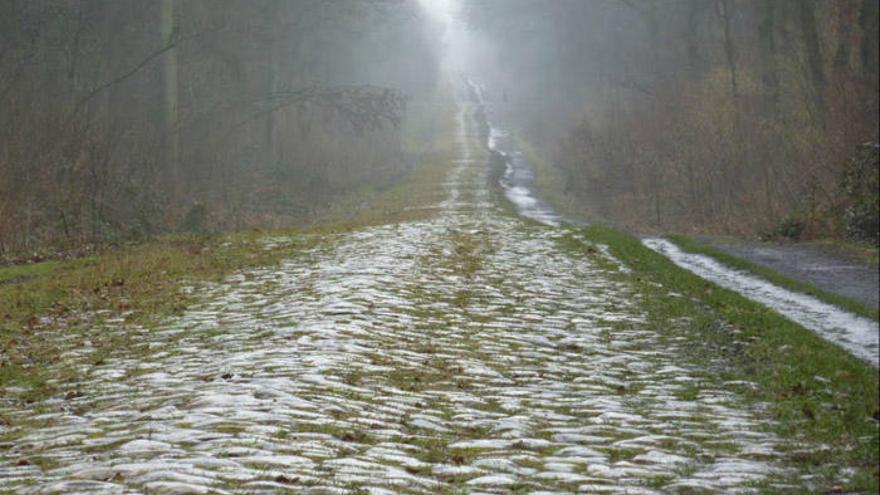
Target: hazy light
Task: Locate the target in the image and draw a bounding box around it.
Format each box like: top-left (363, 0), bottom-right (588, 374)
top-left (418, 0), bottom-right (455, 21)
top-left (418, 0), bottom-right (467, 72)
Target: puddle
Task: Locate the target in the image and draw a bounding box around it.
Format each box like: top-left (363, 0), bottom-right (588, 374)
top-left (467, 78), bottom-right (561, 227)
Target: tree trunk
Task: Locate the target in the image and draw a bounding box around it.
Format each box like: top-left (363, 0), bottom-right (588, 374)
top-left (860, 0), bottom-right (879, 79)
top-left (798, 0), bottom-right (826, 122)
top-left (716, 0), bottom-right (738, 98)
top-left (758, 0), bottom-right (779, 108)
top-left (160, 0), bottom-right (179, 194)
top-left (686, 0), bottom-right (706, 75)
top-left (264, 1), bottom-right (283, 167)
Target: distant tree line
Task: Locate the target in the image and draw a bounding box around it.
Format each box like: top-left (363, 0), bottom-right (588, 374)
top-left (466, 0), bottom-right (879, 240)
top-left (0, 0), bottom-right (438, 256)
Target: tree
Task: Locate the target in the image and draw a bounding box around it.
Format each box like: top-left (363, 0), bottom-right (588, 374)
top-left (160, 0), bottom-right (179, 189)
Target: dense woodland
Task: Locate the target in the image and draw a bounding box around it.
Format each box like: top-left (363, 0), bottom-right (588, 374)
top-left (465, 0), bottom-right (879, 239)
top-left (0, 0), bottom-right (438, 256)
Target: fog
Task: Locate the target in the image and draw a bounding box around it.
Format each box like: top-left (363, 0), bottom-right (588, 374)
top-left (0, 3), bottom-right (878, 493)
top-left (1, 0), bottom-right (877, 255)
top-left (0, 1), bottom-right (445, 253)
top-left (445, 0), bottom-right (878, 240)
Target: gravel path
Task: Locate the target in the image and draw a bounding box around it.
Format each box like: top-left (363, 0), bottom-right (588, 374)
top-left (0, 98), bottom-right (818, 494)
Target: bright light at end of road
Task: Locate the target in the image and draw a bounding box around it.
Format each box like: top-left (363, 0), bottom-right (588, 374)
top-left (418, 0), bottom-right (456, 21)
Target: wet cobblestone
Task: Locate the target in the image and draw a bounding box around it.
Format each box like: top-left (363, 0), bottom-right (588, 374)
top-left (0, 101), bottom-right (807, 494)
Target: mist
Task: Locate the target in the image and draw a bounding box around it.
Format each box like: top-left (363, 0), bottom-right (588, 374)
top-left (0, 0), bottom-right (442, 252)
top-left (452, 0), bottom-right (879, 239)
top-left (0, 4), bottom-right (878, 493)
top-left (1, 1), bottom-right (878, 253)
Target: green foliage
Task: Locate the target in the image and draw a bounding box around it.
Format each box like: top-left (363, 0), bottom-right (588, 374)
top-left (765, 216), bottom-right (807, 241)
top-left (840, 143), bottom-right (879, 242)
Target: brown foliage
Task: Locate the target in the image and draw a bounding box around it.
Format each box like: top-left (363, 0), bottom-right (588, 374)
top-left (551, 0), bottom-right (879, 236)
top-left (0, 0), bottom-right (435, 256)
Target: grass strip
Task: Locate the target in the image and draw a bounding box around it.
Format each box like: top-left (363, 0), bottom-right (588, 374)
top-left (668, 234), bottom-right (879, 321)
top-left (581, 225), bottom-right (879, 493)
top-left (0, 258), bottom-right (96, 284)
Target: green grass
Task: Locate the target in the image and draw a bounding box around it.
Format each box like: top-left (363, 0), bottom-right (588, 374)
top-left (579, 225), bottom-right (879, 493)
top-left (808, 237), bottom-right (880, 266)
top-left (534, 169), bottom-right (879, 315)
top-left (668, 234), bottom-right (879, 321)
top-left (0, 258), bottom-right (96, 284)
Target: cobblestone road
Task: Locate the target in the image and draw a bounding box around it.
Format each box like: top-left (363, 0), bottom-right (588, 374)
top-left (0, 98), bottom-right (812, 494)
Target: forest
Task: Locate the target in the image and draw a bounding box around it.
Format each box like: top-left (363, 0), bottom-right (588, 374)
top-left (463, 0), bottom-right (879, 239)
top-left (0, 0), bottom-right (438, 256)
top-left (2, 1), bottom-right (878, 257)
top-left (1, 2), bottom-right (879, 493)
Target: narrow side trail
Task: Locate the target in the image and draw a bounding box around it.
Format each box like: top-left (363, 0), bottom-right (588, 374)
top-left (644, 239), bottom-right (879, 366)
top-left (1, 92), bottom-right (818, 494)
top-left (706, 241), bottom-right (879, 311)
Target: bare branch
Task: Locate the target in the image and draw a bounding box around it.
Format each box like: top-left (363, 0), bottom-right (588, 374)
top-left (71, 25), bottom-right (225, 114)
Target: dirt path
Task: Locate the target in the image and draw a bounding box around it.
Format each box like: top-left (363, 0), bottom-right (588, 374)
top-left (702, 240), bottom-right (879, 311)
top-left (645, 238), bottom-right (879, 366)
top-left (0, 94), bottom-right (826, 494)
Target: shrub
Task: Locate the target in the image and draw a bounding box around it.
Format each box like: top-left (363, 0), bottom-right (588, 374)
top-left (774, 216), bottom-right (807, 241)
top-left (839, 143), bottom-right (879, 242)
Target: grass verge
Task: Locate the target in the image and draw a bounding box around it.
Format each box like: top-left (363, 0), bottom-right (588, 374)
top-left (580, 225), bottom-right (879, 493)
top-left (668, 234), bottom-right (879, 321)
top-left (0, 258), bottom-right (96, 285)
top-left (0, 233), bottom-right (316, 398)
top-left (516, 137), bottom-right (598, 225)
top-left (808, 237), bottom-right (879, 266)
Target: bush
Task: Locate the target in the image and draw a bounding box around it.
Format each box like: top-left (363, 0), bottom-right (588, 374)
top-left (774, 216), bottom-right (807, 241)
top-left (839, 143), bottom-right (879, 242)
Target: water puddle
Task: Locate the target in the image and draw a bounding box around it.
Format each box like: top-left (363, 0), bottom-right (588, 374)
top-left (467, 78), bottom-right (561, 227)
